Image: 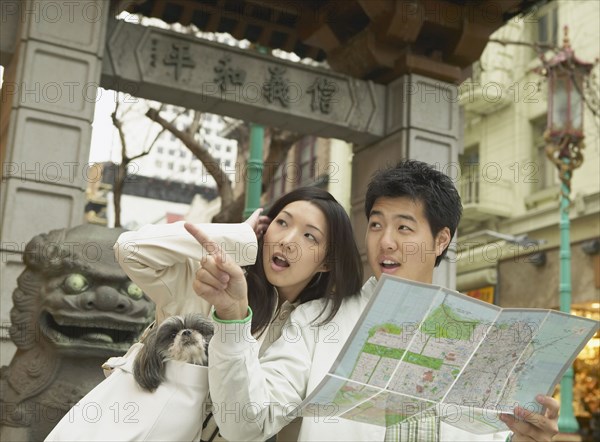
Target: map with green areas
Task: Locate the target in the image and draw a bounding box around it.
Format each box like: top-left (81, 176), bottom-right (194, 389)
top-left (297, 275), bottom-right (599, 435)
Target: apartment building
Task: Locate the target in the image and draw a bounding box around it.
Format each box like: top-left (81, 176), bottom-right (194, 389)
top-left (457, 1), bottom-right (599, 434)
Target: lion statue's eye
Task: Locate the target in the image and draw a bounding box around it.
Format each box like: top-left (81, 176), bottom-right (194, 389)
top-left (63, 274), bottom-right (89, 294)
top-left (126, 283), bottom-right (143, 300)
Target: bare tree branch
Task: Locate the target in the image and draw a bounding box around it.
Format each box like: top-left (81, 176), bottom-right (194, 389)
top-left (187, 110), bottom-right (202, 138)
top-left (111, 101), bottom-right (127, 161)
top-left (110, 100), bottom-right (165, 226)
top-left (145, 107), bottom-right (234, 208)
top-left (130, 104), bottom-right (186, 161)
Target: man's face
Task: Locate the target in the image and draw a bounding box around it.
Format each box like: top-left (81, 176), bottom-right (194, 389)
top-left (365, 196), bottom-right (451, 284)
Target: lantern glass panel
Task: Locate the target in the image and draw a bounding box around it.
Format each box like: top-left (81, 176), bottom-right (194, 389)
top-left (571, 76), bottom-right (583, 132)
top-left (551, 75), bottom-right (569, 132)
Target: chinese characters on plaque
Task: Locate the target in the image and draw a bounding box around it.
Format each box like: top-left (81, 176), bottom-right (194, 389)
top-left (155, 41), bottom-right (338, 113)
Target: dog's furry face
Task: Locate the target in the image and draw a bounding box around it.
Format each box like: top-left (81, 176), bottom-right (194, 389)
top-left (133, 314), bottom-right (214, 392)
top-left (161, 315), bottom-right (213, 365)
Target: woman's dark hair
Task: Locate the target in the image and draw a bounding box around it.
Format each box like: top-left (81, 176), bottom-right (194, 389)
top-left (246, 187), bottom-right (363, 336)
top-left (364, 160), bottom-right (463, 267)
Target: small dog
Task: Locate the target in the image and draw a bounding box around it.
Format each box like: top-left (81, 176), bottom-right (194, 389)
top-left (133, 314), bottom-right (214, 392)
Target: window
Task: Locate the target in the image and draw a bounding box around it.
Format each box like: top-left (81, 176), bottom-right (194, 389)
top-left (530, 3), bottom-right (559, 59)
top-left (531, 116), bottom-right (559, 191)
top-left (180, 150), bottom-right (186, 158)
top-left (537, 6), bottom-right (558, 46)
top-left (155, 160), bottom-right (162, 168)
top-left (157, 146), bottom-right (164, 154)
top-left (226, 145), bottom-right (231, 153)
top-left (459, 146), bottom-right (480, 205)
top-left (179, 164), bottom-right (186, 172)
top-left (168, 162), bottom-right (174, 170)
top-left (168, 149), bottom-right (175, 156)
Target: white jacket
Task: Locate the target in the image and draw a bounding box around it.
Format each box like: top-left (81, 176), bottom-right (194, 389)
top-left (45, 343), bottom-right (211, 442)
top-left (209, 276), bottom-right (511, 441)
top-left (113, 221), bottom-right (257, 324)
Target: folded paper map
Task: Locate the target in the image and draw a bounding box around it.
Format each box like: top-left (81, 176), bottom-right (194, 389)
top-left (296, 275), bottom-right (599, 434)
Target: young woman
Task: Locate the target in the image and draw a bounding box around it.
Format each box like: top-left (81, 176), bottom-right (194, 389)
top-left (113, 186), bottom-right (364, 439)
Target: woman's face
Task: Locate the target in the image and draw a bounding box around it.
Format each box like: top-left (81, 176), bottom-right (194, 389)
top-left (262, 200), bottom-right (329, 303)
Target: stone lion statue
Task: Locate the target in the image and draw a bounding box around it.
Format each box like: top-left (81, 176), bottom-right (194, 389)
top-left (0, 225), bottom-right (155, 441)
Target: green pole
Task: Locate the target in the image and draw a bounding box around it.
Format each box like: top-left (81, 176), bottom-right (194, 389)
top-left (557, 157), bottom-right (579, 434)
top-left (243, 45), bottom-right (267, 219)
top-left (243, 122), bottom-right (264, 218)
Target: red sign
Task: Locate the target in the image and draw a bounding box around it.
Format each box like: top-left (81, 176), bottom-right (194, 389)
top-left (466, 286), bottom-right (495, 304)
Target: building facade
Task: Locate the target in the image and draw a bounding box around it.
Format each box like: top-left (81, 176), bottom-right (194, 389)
top-left (265, 136), bottom-right (353, 212)
top-left (457, 1), bottom-right (599, 436)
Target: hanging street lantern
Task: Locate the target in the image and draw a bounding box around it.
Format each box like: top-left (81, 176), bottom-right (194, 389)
top-left (538, 26), bottom-right (594, 437)
top-left (541, 26), bottom-right (593, 193)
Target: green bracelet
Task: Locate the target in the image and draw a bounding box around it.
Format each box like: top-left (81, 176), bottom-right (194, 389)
top-left (212, 306), bottom-right (253, 324)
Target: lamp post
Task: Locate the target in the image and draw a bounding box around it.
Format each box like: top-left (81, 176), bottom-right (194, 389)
top-left (243, 122), bottom-right (264, 218)
top-left (243, 45), bottom-right (268, 219)
top-left (540, 26), bottom-right (593, 436)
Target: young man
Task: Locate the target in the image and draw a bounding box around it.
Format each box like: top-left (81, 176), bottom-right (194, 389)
top-left (188, 160), bottom-right (559, 441)
top-left (362, 160), bottom-right (559, 441)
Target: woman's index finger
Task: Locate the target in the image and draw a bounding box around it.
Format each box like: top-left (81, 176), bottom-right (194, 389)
top-left (184, 222), bottom-right (224, 258)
